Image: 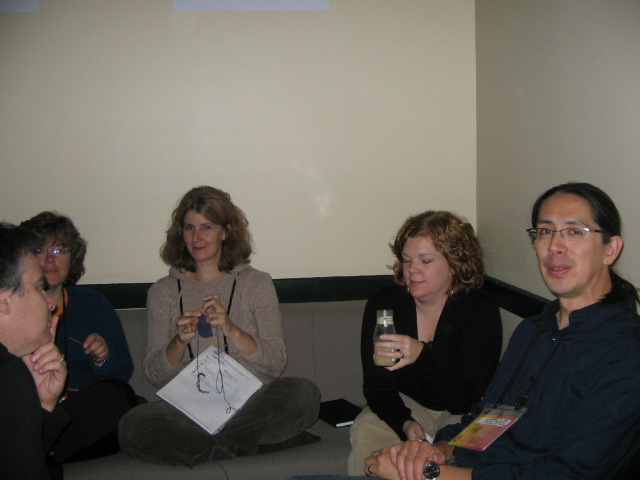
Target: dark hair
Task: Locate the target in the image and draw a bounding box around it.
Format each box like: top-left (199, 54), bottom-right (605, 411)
top-left (19, 212), bottom-right (87, 285)
top-left (0, 223), bottom-right (37, 295)
top-left (531, 182), bottom-right (638, 304)
top-left (390, 211), bottom-right (485, 295)
top-left (161, 186), bottom-right (253, 272)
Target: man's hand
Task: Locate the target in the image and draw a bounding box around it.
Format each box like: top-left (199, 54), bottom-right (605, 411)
top-left (364, 446), bottom-right (401, 480)
top-left (366, 440), bottom-right (469, 480)
top-left (390, 440), bottom-right (449, 480)
top-left (23, 341), bottom-right (67, 412)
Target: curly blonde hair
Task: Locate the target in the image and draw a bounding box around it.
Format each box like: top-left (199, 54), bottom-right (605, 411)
top-left (390, 211), bottom-right (485, 295)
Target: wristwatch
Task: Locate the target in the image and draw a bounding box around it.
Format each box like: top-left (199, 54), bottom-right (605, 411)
top-left (423, 461), bottom-right (441, 480)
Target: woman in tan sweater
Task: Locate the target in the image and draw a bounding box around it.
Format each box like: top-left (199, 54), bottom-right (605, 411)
top-left (119, 186), bottom-right (320, 467)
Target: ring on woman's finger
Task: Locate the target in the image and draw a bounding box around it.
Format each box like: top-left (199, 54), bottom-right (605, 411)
top-left (182, 328), bottom-right (189, 334)
top-left (367, 465), bottom-right (374, 476)
top-left (59, 355), bottom-right (65, 363)
top-left (399, 351), bottom-right (405, 359)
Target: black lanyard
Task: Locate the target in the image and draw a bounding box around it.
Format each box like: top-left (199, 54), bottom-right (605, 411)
top-left (493, 316), bottom-right (562, 410)
top-left (178, 277), bottom-right (237, 360)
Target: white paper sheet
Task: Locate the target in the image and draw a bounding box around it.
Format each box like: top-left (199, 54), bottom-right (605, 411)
top-left (157, 346), bottom-right (263, 434)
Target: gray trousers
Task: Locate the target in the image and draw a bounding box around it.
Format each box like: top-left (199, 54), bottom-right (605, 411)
top-left (118, 377), bottom-right (320, 467)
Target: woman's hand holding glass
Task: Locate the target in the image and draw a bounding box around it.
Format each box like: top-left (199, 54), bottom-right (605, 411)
top-left (377, 333), bottom-right (424, 371)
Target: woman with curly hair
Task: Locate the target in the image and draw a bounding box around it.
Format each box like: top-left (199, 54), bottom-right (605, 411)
top-left (348, 211), bottom-right (502, 475)
top-left (119, 186), bottom-right (320, 467)
top-left (19, 211), bottom-right (137, 465)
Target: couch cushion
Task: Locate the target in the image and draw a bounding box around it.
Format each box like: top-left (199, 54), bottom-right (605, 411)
top-left (89, 301), bottom-right (366, 480)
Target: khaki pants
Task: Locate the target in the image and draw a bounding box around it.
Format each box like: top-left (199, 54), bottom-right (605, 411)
top-left (347, 393), bottom-right (460, 476)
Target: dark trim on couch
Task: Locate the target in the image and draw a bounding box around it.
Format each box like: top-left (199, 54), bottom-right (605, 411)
top-left (81, 275), bottom-right (549, 318)
top-left (482, 276), bottom-right (550, 318)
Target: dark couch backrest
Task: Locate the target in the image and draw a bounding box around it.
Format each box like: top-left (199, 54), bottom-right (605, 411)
top-left (118, 300), bottom-right (368, 405)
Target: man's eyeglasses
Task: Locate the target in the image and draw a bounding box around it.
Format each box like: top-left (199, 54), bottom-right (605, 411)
top-left (33, 247), bottom-right (72, 256)
top-left (526, 227), bottom-right (607, 243)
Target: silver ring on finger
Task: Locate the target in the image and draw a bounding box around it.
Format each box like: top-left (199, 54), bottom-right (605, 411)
top-left (399, 351), bottom-right (405, 359)
top-left (182, 328), bottom-right (189, 334)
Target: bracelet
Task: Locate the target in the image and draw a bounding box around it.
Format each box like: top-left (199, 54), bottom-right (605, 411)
top-left (93, 355), bottom-right (109, 366)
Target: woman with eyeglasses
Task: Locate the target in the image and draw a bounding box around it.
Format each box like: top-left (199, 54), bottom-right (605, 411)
top-left (118, 186), bottom-right (320, 467)
top-left (19, 211), bottom-right (137, 465)
top-left (348, 211), bottom-right (503, 476)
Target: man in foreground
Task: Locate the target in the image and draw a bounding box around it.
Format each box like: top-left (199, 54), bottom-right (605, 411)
top-left (0, 224), bottom-right (70, 479)
top-left (364, 182), bottom-right (640, 480)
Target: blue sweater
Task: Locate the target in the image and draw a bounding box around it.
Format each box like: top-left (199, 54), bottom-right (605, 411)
top-left (436, 295), bottom-right (640, 479)
top-left (55, 286), bottom-right (133, 389)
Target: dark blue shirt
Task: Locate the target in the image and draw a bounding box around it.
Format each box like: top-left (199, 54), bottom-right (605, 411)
top-left (55, 286), bottom-right (133, 389)
top-left (436, 295), bottom-right (640, 479)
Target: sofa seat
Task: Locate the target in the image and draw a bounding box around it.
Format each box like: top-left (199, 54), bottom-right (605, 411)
top-left (64, 300), bottom-right (368, 480)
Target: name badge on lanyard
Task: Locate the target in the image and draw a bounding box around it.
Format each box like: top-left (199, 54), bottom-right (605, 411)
top-left (449, 404), bottom-right (526, 451)
top-left (450, 316), bottom-right (562, 452)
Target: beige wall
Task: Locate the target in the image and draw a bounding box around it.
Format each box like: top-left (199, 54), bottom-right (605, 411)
top-left (476, 0), bottom-right (640, 298)
top-left (0, 0), bottom-right (477, 284)
top-left (5, 1), bottom-right (636, 295)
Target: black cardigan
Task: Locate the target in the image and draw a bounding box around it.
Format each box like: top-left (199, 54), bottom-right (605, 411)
top-left (360, 285), bottom-right (502, 439)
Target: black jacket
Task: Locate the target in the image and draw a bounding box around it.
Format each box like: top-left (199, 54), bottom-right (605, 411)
top-left (0, 343), bottom-right (70, 479)
top-left (361, 285), bottom-right (502, 439)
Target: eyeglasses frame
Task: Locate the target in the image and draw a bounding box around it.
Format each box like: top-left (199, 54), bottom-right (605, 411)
top-left (526, 227), bottom-right (607, 243)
